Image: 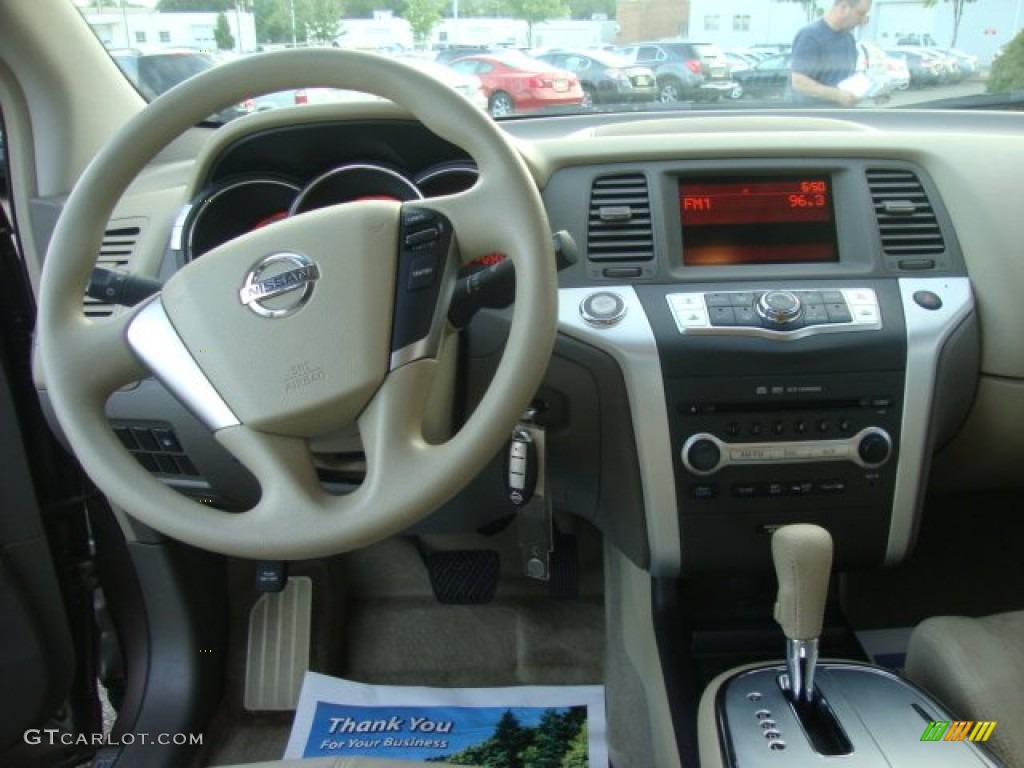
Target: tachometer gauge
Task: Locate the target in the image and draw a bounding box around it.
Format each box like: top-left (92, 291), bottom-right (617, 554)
top-left (183, 177), bottom-right (300, 261)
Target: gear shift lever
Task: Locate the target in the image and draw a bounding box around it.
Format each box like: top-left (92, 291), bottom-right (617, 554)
top-left (772, 524), bottom-right (833, 703)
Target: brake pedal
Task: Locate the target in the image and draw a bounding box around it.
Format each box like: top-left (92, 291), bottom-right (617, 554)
top-left (243, 575), bottom-right (312, 711)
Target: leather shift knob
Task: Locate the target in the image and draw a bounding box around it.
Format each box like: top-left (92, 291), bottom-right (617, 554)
top-left (772, 524), bottom-right (833, 641)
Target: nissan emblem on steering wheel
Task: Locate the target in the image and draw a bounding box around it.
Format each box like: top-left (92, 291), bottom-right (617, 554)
top-left (239, 252), bottom-right (321, 318)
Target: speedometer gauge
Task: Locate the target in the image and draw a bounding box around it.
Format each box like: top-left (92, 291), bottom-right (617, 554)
top-left (290, 163), bottom-right (422, 215)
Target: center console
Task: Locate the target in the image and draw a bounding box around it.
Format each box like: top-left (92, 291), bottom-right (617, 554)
top-left (549, 156), bottom-right (979, 577)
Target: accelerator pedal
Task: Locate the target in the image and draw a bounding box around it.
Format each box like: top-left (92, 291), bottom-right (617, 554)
top-left (548, 531), bottom-right (580, 600)
top-left (243, 575), bottom-right (312, 711)
top-left (425, 550), bottom-right (499, 605)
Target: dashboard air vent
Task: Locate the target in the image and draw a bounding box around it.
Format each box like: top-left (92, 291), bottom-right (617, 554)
top-left (84, 222), bottom-right (142, 318)
top-left (587, 174), bottom-right (654, 262)
top-left (866, 168), bottom-right (945, 257)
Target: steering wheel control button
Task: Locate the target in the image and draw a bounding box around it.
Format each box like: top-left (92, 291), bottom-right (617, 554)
top-left (580, 291), bottom-right (627, 327)
top-left (404, 227), bottom-right (440, 248)
top-left (407, 253), bottom-right (440, 291)
top-left (239, 252), bottom-right (320, 318)
top-left (913, 290), bottom-right (944, 310)
top-left (391, 208), bottom-right (454, 360)
top-left (757, 290), bottom-right (802, 325)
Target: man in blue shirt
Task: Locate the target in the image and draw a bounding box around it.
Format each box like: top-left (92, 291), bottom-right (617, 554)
top-left (790, 0), bottom-right (872, 106)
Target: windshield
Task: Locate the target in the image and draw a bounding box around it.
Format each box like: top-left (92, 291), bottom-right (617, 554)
top-left (76, 0), bottom-right (1024, 120)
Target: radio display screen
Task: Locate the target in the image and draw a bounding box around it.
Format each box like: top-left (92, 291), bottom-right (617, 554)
top-left (679, 177), bottom-right (838, 266)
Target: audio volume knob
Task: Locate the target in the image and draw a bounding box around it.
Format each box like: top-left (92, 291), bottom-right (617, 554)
top-left (683, 435), bottom-right (722, 475)
top-left (756, 290), bottom-right (803, 325)
top-left (857, 429), bottom-right (892, 468)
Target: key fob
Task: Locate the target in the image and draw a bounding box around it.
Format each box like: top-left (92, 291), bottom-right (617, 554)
top-left (505, 428), bottom-right (538, 507)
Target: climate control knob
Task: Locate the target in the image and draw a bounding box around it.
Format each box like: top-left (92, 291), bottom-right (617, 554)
top-left (856, 428), bottom-right (892, 468)
top-left (682, 435), bottom-right (723, 475)
top-left (757, 290), bottom-right (803, 325)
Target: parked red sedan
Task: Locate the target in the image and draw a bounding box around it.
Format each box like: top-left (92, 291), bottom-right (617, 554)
top-left (448, 51), bottom-right (584, 116)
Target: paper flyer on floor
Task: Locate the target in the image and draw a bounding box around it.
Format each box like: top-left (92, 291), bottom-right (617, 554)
top-left (284, 672), bottom-right (608, 766)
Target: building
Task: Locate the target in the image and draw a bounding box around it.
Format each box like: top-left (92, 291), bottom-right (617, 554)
top-left (683, 0), bottom-right (1019, 63)
top-left (80, 7), bottom-right (258, 54)
top-left (617, 0), bottom-right (691, 43)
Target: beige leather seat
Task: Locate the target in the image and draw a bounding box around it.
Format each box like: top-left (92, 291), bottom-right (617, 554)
top-left (904, 610), bottom-right (1024, 768)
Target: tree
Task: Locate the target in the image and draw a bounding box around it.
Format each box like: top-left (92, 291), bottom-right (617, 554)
top-left (156, 0), bottom-right (235, 10)
top-left (773, 0), bottom-right (821, 23)
top-left (560, 723), bottom-right (588, 768)
top-left (565, 0), bottom-right (614, 21)
top-left (403, 0), bottom-right (446, 49)
top-left (303, 0), bottom-right (344, 44)
top-left (252, 0), bottom-right (292, 43)
top-left (922, 0), bottom-right (978, 47)
top-left (452, 0), bottom-right (503, 17)
top-left (345, 0), bottom-right (403, 19)
top-left (504, 0), bottom-right (568, 47)
top-left (987, 30), bottom-right (1024, 94)
top-left (214, 12), bottom-right (236, 49)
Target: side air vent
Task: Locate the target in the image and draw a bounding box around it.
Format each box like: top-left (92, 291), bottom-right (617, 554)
top-left (866, 168), bottom-right (945, 257)
top-left (587, 174), bottom-right (654, 262)
top-left (84, 222), bottom-right (142, 318)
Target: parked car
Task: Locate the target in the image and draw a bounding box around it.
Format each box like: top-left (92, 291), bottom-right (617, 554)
top-left (856, 41), bottom-right (903, 96)
top-left (434, 45), bottom-right (491, 65)
top-left (394, 56), bottom-right (489, 111)
top-left (933, 46), bottom-right (980, 78)
top-left (883, 52), bottom-right (912, 91)
top-left (448, 51), bottom-right (583, 116)
top-left (534, 49), bottom-right (657, 106)
top-left (110, 48), bottom-right (246, 121)
top-left (722, 50), bottom-right (757, 75)
top-left (903, 46), bottom-right (963, 83)
top-left (616, 41), bottom-right (735, 103)
top-left (885, 48), bottom-right (944, 87)
top-left (730, 53), bottom-right (792, 100)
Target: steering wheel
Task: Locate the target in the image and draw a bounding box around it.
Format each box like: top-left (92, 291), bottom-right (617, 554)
top-left (37, 50), bottom-right (558, 560)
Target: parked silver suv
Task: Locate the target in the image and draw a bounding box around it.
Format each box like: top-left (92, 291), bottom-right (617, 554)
top-left (617, 41), bottom-right (735, 102)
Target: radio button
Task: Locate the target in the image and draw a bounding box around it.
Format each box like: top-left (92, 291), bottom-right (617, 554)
top-left (690, 483), bottom-right (720, 500)
top-left (818, 479), bottom-right (848, 494)
top-left (685, 437), bottom-right (722, 473)
top-left (732, 483), bottom-right (765, 498)
top-left (857, 430), bottom-right (892, 467)
top-left (821, 290), bottom-right (845, 303)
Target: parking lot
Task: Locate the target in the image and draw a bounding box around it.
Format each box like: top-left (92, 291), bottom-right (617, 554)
top-left (883, 79), bottom-right (988, 107)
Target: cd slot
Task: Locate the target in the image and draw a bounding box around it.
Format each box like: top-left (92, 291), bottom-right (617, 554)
top-left (681, 398), bottom-right (892, 415)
